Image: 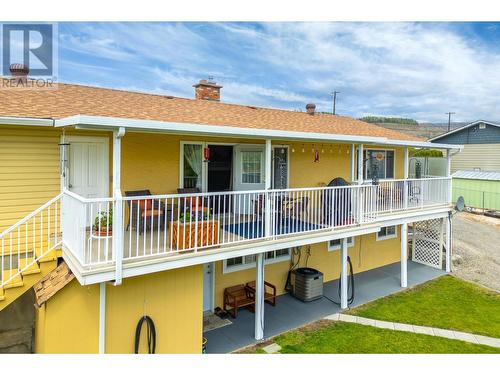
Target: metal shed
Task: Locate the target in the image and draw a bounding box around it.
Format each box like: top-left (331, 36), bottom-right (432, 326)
top-left (452, 170), bottom-right (500, 210)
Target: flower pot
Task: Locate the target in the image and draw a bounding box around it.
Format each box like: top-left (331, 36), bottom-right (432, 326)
top-left (169, 220), bottom-right (219, 250)
top-left (93, 229), bottom-right (113, 237)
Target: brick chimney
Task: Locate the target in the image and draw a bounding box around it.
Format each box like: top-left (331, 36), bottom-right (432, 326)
top-left (10, 63), bottom-right (29, 85)
top-left (306, 103), bottom-right (316, 115)
top-left (193, 79), bottom-right (222, 101)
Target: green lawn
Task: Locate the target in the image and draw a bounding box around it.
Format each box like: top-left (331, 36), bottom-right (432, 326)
top-left (246, 321), bottom-right (500, 354)
top-left (348, 275), bottom-right (500, 338)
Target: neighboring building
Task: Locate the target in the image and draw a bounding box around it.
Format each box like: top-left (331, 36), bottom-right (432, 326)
top-left (452, 170), bottom-right (500, 211)
top-left (429, 120), bottom-right (500, 173)
top-left (0, 75), bottom-right (460, 353)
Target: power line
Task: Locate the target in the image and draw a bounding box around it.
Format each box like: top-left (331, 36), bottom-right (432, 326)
top-left (445, 112), bottom-right (456, 132)
top-left (331, 91), bottom-right (340, 115)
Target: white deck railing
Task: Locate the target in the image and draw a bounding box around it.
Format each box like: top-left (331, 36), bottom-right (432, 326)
top-left (1, 193), bottom-right (63, 288)
top-left (61, 177), bottom-right (451, 269)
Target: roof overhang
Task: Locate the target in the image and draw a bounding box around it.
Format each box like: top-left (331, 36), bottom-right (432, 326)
top-left (54, 114), bottom-right (462, 150)
top-left (429, 120), bottom-right (500, 142)
top-left (0, 116), bottom-right (54, 127)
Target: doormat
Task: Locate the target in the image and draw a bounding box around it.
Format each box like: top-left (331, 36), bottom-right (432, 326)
top-left (203, 313), bottom-right (232, 333)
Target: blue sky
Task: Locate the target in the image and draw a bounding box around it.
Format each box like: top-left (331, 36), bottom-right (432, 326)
top-left (56, 22), bottom-right (500, 122)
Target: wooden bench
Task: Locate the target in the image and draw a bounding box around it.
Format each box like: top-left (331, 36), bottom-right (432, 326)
top-left (223, 284), bottom-right (255, 318)
top-left (246, 281), bottom-right (277, 307)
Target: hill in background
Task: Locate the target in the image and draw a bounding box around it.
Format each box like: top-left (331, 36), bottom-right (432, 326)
top-left (360, 116), bottom-right (465, 140)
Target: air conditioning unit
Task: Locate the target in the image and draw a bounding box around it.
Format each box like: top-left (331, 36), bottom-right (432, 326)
top-left (290, 267), bottom-right (323, 302)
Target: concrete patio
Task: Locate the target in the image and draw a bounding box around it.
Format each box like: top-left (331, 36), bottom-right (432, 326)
top-left (204, 260), bottom-right (445, 353)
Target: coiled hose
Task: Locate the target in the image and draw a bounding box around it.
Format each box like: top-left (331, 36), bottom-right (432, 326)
top-left (134, 315), bottom-right (156, 354)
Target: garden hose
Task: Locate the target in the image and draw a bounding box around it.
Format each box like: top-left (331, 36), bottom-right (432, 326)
top-left (134, 315), bottom-right (156, 354)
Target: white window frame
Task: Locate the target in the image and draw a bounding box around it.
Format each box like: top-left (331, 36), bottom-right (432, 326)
top-left (240, 150), bottom-right (263, 184)
top-left (376, 225), bottom-right (398, 241)
top-left (328, 237), bottom-right (355, 251)
top-left (357, 148), bottom-right (396, 181)
top-left (179, 141), bottom-right (205, 190)
top-left (222, 249), bottom-right (291, 273)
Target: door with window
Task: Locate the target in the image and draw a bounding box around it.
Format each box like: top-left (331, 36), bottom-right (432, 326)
top-left (233, 145), bottom-right (266, 191)
top-left (180, 142), bottom-right (204, 190)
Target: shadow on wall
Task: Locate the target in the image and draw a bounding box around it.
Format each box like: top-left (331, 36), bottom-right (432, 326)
top-left (0, 290), bottom-right (35, 353)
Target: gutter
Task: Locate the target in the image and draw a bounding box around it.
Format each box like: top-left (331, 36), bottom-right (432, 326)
top-left (54, 114), bottom-right (463, 150)
top-left (0, 116), bottom-right (54, 127)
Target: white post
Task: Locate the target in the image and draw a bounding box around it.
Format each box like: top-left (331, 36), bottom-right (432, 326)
top-left (350, 144), bottom-right (355, 182)
top-left (356, 144), bottom-right (364, 223)
top-left (357, 144), bottom-right (364, 185)
top-left (255, 252), bottom-right (265, 340)
top-left (112, 127), bottom-right (125, 285)
top-left (264, 139), bottom-right (272, 238)
top-left (446, 149), bottom-right (452, 203)
top-left (403, 147), bottom-right (409, 209)
top-left (445, 214), bottom-right (452, 272)
top-left (401, 223), bottom-right (408, 288)
top-left (340, 237), bottom-right (348, 309)
top-left (99, 282), bottom-right (106, 354)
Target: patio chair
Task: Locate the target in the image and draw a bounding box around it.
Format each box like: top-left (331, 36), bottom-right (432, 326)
top-left (223, 284), bottom-right (255, 318)
top-left (125, 190), bottom-right (166, 233)
top-left (177, 188), bottom-right (203, 214)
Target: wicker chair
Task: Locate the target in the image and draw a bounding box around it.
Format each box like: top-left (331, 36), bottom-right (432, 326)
top-left (125, 190), bottom-right (165, 233)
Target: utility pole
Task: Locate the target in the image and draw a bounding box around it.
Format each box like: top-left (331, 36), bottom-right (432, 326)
top-left (331, 91), bottom-right (340, 115)
top-left (445, 112), bottom-right (455, 132)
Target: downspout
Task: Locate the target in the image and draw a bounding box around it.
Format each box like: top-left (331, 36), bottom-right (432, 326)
top-left (99, 282), bottom-right (106, 354)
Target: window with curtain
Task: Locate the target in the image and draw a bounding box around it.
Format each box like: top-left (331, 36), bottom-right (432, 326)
top-left (241, 151), bottom-right (262, 183)
top-left (364, 149), bottom-right (395, 179)
top-left (183, 143), bottom-right (202, 189)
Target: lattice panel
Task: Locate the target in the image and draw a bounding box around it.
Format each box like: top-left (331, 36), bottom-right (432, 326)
top-left (411, 218), bottom-right (444, 269)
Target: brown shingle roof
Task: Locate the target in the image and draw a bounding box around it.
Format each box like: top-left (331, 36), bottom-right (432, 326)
top-left (0, 82), bottom-right (421, 141)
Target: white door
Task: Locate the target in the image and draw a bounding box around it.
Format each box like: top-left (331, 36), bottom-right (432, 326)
top-left (203, 263), bottom-right (214, 312)
top-left (67, 136), bottom-right (109, 198)
top-left (233, 145), bottom-right (266, 192)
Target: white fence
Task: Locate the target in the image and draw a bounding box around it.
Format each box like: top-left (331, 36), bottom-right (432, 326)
top-left (1, 194), bottom-right (62, 288)
top-left (61, 177), bottom-right (451, 269)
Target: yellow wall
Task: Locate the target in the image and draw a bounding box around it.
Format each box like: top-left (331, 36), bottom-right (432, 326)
top-left (0, 126), bottom-right (61, 231)
top-left (213, 228), bottom-right (402, 308)
top-left (35, 265), bottom-right (203, 354)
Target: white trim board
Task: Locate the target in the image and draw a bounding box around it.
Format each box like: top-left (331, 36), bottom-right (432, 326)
top-left (54, 114), bottom-right (462, 150)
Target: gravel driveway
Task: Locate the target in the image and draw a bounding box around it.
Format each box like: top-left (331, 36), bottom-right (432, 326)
top-left (453, 212), bottom-right (500, 291)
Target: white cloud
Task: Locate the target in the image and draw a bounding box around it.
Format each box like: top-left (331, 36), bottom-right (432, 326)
top-left (59, 22), bottom-right (500, 122)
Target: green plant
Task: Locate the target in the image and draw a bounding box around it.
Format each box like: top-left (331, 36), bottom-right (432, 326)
top-left (179, 211), bottom-right (212, 223)
top-left (93, 209), bottom-right (113, 232)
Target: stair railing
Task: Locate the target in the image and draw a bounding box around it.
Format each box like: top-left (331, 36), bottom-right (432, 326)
top-left (0, 193), bottom-right (63, 288)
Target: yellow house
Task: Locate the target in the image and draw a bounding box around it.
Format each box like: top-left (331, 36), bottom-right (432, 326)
top-left (0, 79), bottom-right (462, 353)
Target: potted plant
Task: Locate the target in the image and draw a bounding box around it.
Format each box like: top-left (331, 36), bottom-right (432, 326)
top-left (169, 209), bottom-right (219, 250)
top-left (93, 209), bottom-right (113, 237)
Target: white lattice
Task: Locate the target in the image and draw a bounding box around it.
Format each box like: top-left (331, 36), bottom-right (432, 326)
top-left (411, 218), bottom-right (444, 269)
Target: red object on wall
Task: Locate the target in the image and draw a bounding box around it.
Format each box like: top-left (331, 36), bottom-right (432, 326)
top-left (204, 147), bottom-right (211, 162)
top-left (314, 149), bottom-right (320, 163)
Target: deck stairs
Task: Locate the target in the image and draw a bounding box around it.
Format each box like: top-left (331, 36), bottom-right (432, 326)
top-left (0, 194), bottom-right (63, 311)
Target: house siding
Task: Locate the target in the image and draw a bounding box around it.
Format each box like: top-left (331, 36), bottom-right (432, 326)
top-left (35, 265), bottom-right (203, 353)
top-left (450, 144), bottom-right (500, 173)
top-left (0, 126), bottom-right (61, 232)
top-left (433, 123), bottom-right (500, 145)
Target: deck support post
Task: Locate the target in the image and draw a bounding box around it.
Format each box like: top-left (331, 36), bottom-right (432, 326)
top-left (264, 139), bottom-right (272, 238)
top-left (400, 223), bottom-right (408, 288)
top-left (255, 252), bottom-right (265, 340)
top-left (340, 237), bottom-right (348, 309)
top-left (99, 282), bottom-right (106, 354)
top-left (350, 144), bottom-right (355, 182)
top-left (403, 147), bottom-right (409, 209)
top-left (112, 127), bottom-right (125, 285)
top-left (445, 214), bottom-right (452, 272)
